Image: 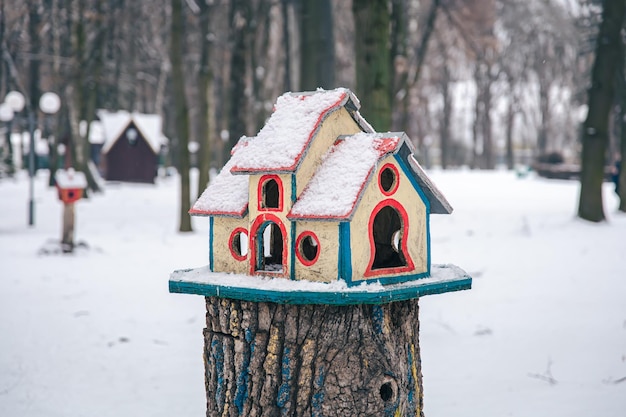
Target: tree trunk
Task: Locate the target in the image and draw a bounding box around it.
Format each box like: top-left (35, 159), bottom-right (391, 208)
top-left (440, 53), bottom-right (451, 169)
top-left (353, 0), bottom-right (391, 131)
top-left (197, 0), bottom-right (213, 198)
top-left (537, 77), bottom-right (550, 157)
top-left (615, 61), bottom-right (626, 212)
top-left (578, 0), bottom-right (625, 222)
top-left (505, 99), bottom-right (515, 170)
top-left (202, 296), bottom-right (424, 416)
top-left (170, 0), bottom-right (193, 232)
top-left (226, 0), bottom-right (250, 160)
top-left (299, 0), bottom-right (335, 91)
top-left (391, 0), bottom-right (408, 131)
top-left (27, 0), bottom-right (42, 119)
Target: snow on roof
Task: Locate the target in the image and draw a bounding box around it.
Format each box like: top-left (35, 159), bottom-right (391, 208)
top-left (55, 168), bottom-right (87, 189)
top-left (98, 110), bottom-right (165, 154)
top-left (230, 88), bottom-right (355, 173)
top-left (288, 133), bottom-right (401, 220)
top-left (189, 139), bottom-right (250, 217)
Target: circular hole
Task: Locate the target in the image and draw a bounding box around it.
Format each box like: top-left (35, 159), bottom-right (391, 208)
top-left (300, 235), bottom-right (318, 262)
top-left (380, 167), bottom-right (396, 193)
top-left (380, 382), bottom-right (394, 402)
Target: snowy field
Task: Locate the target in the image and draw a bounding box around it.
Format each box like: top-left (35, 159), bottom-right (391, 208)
top-left (1, 168), bottom-right (625, 416)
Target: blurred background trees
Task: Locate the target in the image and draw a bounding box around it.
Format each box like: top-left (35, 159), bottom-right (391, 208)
top-left (0, 0), bottom-right (624, 222)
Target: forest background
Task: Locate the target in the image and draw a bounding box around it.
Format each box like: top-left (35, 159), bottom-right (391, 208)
top-left (1, 0), bottom-right (624, 228)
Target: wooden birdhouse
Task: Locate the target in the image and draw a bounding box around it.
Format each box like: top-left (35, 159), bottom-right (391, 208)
top-left (55, 168), bottom-right (87, 204)
top-left (170, 88), bottom-right (471, 416)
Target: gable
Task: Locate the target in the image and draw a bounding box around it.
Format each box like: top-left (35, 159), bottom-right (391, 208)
top-left (99, 110), bottom-right (165, 154)
top-left (230, 88), bottom-right (372, 174)
top-left (288, 133), bottom-right (400, 220)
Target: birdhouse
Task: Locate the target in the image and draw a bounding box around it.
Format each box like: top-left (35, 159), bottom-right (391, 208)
top-left (55, 168), bottom-right (87, 204)
top-left (169, 88), bottom-right (471, 416)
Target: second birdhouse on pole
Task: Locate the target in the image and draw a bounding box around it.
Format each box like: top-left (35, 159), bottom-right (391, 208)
top-left (55, 168), bottom-right (87, 253)
top-left (170, 88), bottom-right (471, 416)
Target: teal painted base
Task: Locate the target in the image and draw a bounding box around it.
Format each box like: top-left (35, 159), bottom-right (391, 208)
top-left (169, 264), bottom-right (471, 305)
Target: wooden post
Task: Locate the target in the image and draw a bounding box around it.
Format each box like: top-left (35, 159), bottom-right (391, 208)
top-left (61, 202), bottom-right (75, 253)
top-left (202, 296), bottom-right (424, 417)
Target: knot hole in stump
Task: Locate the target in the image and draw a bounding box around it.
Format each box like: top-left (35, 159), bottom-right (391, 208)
top-left (379, 377), bottom-right (398, 404)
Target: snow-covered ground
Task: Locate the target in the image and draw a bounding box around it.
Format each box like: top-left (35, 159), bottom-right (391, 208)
top-left (1, 169), bottom-right (624, 416)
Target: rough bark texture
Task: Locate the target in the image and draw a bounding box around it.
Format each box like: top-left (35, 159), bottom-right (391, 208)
top-left (202, 297), bottom-right (424, 417)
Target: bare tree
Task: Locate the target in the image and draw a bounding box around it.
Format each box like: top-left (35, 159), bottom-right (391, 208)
top-left (353, 0), bottom-right (391, 131)
top-left (170, 0), bottom-right (192, 232)
top-left (578, 0), bottom-right (625, 222)
top-left (299, 0), bottom-right (335, 90)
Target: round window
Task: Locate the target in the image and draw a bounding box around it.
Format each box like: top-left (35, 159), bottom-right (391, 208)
top-left (296, 232), bottom-right (320, 266)
top-left (229, 228), bottom-right (248, 261)
top-left (379, 164), bottom-right (399, 195)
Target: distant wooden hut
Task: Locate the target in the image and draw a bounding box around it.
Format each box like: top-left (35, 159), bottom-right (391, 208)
top-left (98, 111), bottom-right (166, 183)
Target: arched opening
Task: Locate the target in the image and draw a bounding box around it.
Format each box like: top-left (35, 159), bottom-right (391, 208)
top-left (371, 206), bottom-right (406, 270)
top-left (256, 221), bottom-right (284, 272)
top-left (229, 228), bottom-right (248, 261)
top-left (262, 178), bottom-right (280, 209)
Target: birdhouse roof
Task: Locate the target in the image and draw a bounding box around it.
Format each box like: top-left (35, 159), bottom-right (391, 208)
top-left (189, 137), bottom-right (250, 217)
top-left (229, 88), bottom-right (373, 173)
top-left (287, 132), bottom-right (452, 220)
top-left (98, 110), bottom-right (167, 154)
top-left (190, 89), bottom-right (452, 219)
top-left (55, 168), bottom-right (87, 189)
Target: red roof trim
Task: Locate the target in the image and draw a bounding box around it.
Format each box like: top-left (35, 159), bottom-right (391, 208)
top-left (230, 92), bottom-right (348, 173)
top-left (188, 205), bottom-right (248, 218)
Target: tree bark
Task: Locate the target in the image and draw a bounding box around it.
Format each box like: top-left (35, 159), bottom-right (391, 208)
top-left (197, 0), bottom-right (213, 198)
top-left (170, 0), bottom-right (193, 232)
top-left (226, 0), bottom-right (250, 161)
top-left (299, 0), bottom-right (335, 91)
top-left (353, 0), bottom-right (391, 132)
top-left (578, 0), bottom-right (625, 222)
top-left (202, 296), bottom-right (424, 417)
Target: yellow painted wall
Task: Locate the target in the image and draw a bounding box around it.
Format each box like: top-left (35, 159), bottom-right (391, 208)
top-left (295, 107), bottom-right (362, 197)
top-left (349, 155), bottom-right (428, 282)
top-left (293, 220), bottom-right (339, 283)
top-left (212, 216), bottom-right (250, 275)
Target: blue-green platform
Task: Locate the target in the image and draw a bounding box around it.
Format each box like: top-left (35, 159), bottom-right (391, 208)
top-left (169, 264), bottom-right (471, 305)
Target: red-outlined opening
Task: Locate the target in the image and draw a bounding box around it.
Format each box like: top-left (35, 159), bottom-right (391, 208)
top-left (295, 231), bottom-right (321, 266)
top-left (249, 213), bottom-right (288, 276)
top-left (364, 199), bottom-right (415, 277)
top-left (228, 227), bottom-right (249, 261)
top-left (378, 163), bottom-right (399, 196)
top-left (257, 175), bottom-right (284, 212)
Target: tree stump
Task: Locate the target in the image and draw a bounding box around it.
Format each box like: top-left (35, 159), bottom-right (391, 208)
top-left (202, 296), bottom-right (424, 417)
